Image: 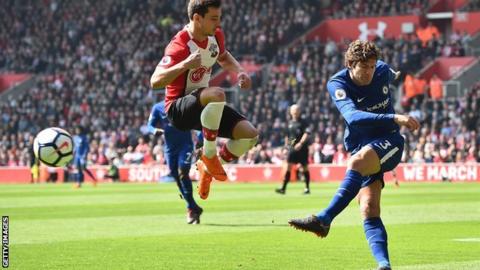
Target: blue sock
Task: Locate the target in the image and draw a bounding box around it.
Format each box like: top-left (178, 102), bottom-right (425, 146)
top-left (316, 170), bottom-right (363, 224)
top-left (179, 178), bottom-right (198, 210)
top-left (364, 217), bottom-right (390, 268)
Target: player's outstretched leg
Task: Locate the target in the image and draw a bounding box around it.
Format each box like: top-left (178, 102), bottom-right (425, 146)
top-left (200, 101), bottom-right (227, 181)
top-left (315, 169), bottom-right (363, 223)
top-left (84, 167), bottom-right (97, 187)
top-left (289, 169), bottom-right (363, 236)
top-left (288, 215), bottom-right (330, 237)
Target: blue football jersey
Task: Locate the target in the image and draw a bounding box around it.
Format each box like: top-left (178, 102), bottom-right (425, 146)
top-left (327, 60), bottom-right (399, 153)
top-left (73, 134), bottom-right (89, 161)
top-left (147, 101), bottom-right (193, 152)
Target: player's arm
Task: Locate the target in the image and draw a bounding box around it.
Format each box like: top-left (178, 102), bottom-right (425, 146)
top-left (215, 29), bottom-right (251, 89)
top-left (327, 81), bottom-right (396, 127)
top-left (217, 51), bottom-right (243, 73)
top-left (217, 51), bottom-right (251, 89)
top-left (150, 48), bottom-right (201, 89)
top-left (147, 106), bottom-right (165, 136)
top-left (328, 81), bottom-right (419, 131)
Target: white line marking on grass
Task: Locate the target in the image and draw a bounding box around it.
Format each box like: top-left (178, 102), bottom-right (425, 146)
top-left (393, 260), bottom-right (480, 270)
top-left (452, 238), bottom-right (480, 242)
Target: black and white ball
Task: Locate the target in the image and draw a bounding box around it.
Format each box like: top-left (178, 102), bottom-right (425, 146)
top-left (33, 127), bottom-right (74, 167)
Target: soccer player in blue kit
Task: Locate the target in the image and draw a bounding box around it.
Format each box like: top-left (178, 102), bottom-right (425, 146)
top-left (73, 126), bottom-right (97, 188)
top-left (148, 101), bottom-right (203, 224)
top-left (288, 40), bottom-right (420, 270)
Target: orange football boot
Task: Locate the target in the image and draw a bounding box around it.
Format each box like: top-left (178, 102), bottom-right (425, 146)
top-left (200, 154), bottom-right (228, 181)
top-left (196, 159), bottom-right (213, 200)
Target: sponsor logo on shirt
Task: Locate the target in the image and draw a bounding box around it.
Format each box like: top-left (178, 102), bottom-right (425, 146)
top-left (366, 98), bottom-right (390, 112)
top-left (209, 43), bottom-right (219, 58)
top-left (190, 66), bottom-right (211, 83)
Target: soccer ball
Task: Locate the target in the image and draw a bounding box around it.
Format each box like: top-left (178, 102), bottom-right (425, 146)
top-left (33, 127), bottom-right (74, 167)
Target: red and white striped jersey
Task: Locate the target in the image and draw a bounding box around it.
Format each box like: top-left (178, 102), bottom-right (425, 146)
top-left (158, 26), bottom-right (226, 111)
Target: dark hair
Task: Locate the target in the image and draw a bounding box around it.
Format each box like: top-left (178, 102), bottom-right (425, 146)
top-left (188, 0), bottom-right (221, 20)
top-left (344, 40), bottom-right (381, 68)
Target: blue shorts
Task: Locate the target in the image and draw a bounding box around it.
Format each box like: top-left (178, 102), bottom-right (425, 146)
top-left (359, 133), bottom-right (404, 188)
top-left (164, 144), bottom-right (193, 177)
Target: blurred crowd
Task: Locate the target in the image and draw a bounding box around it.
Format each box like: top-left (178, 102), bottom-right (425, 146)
top-left (461, 0), bottom-right (480, 11)
top-left (330, 0), bottom-right (430, 19)
top-left (0, 0), bottom-right (479, 167)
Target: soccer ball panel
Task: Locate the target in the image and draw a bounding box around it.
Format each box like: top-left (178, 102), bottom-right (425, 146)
top-left (35, 128), bottom-right (59, 145)
top-left (55, 133), bottom-right (74, 154)
top-left (57, 153), bottom-right (74, 167)
top-left (34, 127), bottom-right (74, 167)
top-left (38, 144), bottom-right (60, 165)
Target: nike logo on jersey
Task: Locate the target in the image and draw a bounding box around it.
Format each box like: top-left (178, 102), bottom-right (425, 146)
top-left (357, 97), bottom-right (366, 102)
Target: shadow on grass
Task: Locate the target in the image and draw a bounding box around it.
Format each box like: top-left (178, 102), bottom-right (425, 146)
top-left (202, 223), bottom-right (289, 227)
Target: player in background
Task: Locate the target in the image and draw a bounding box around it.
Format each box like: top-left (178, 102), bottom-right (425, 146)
top-left (147, 100), bottom-right (203, 224)
top-left (288, 40), bottom-right (420, 270)
top-left (28, 134), bottom-right (40, 183)
top-left (150, 0), bottom-right (258, 200)
top-left (275, 104), bottom-right (311, 195)
top-left (73, 126), bottom-right (97, 188)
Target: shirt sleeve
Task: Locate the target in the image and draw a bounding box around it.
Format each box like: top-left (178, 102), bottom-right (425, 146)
top-left (214, 28), bottom-right (226, 55)
top-left (379, 61), bottom-right (396, 84)
top-left (147, 104), bottom-right (166, 134)
top-left (327, 80), bottom-right (396, 127)
top-left (157, 40), bottom-right (190, 69)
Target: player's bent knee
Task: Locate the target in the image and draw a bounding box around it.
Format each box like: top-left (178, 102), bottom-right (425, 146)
top-left (347, 156), bottom-right (367, 174)
top-left (203, 87), bottom-right (226, 102)
top-left (233, 120), bottom-right (259, 139)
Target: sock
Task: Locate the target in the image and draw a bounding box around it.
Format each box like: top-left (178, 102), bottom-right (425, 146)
top-left (177, 169), bottom-right (198, 210)
top-left (219, 137), bottom-right (258, 164)
top-left (200, 102), bottom-right (225, 158)
top-left (281, 171), bottom-right (291, 190)
top-left (316, 169), bottom-right (363, 224)
top-left (304, 170), bottom-right (310, 190)
top-left (364, 217), bottom-right (390, 268)
top-left (179, 177), bottom-right (198, 210)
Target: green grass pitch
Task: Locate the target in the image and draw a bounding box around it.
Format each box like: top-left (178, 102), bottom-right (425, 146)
top-left (1, 181), bottom-right (480, 269)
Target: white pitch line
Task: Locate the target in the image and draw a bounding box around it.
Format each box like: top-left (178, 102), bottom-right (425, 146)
top-left (394, 260), bottom-right (480, 270)
top-left (452, 238), bottom-right (480, 242)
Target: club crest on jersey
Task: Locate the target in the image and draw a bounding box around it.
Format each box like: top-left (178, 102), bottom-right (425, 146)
top-left (159, 56), bottom-right (171, 66)
top-left (209, 44), bottom-right (219, 58)
top-left (335, 89), bottom-right (347, 100)
top-left (383, 86), bottom-right (389, 95)
top-left (190, 66), bottom-right (208, 83)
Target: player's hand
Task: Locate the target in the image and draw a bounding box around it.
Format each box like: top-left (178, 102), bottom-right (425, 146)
top-left (394, 71), bottom-right (401, 80)
top-left (154, 128), bottom-right (164, 136)
top-left (394, 114), bottom-right (420, 132)
top-left (182, 49), bottom-right (202, 69)
top-left (237, 71), bottom-right (252, 90)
